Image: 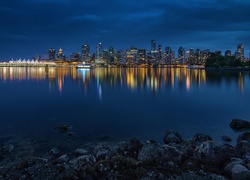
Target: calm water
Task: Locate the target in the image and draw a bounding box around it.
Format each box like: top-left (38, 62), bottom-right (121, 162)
top-left (0, 67), bottom-right (250, 145)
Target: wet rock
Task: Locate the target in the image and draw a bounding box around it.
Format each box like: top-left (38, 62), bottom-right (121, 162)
top-left (237, 132), bottom-right (250, 143)
top-left (56, 154), bottom-right (69, 163)
top-left (71, 155), bottom-right (96, 171)
top-left (163, 130), bottom-right (183, 144)
top-left (231, 164), bottom-right (250, 180)
top-left (222, 135), bottom-right (232, 142)
top-left (114, 141), bottom-right (128, 155)
top-left (236, 132), bottom-right (250, 155)
top-left (75, 148), bottom-right (88, 155)
top-left (93, 142), bottom-right (111, 161)
top-left (230, 119), bottom-right (250, 131)
top-left (224, 158), bottom-right (244, 176)
top-left (193, 141), bottom-right (231, 166)
top-left (1, 144), bottom-right (14, 154)
top-left (55, 124), bottom-right (71, 133)
top-left (49, 147), bottom-right (60, 155)
top-left (128, 137), bottom-right (143, 158)
top-left (138, 143), bottom-right (169, 162)
top-left (192, 133), bottom-right (213, 145)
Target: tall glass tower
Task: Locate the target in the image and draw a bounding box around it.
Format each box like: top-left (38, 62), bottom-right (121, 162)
top-left (81, 44), bottom-right (90, 62)
top-left (95, 42), bottom-right (103, 63)
top-left (151, 40), bottom-right (156, 52)
top-left (237, 44), bottom-right (244, 60)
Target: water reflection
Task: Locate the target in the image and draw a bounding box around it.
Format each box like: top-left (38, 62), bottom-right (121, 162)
top-left (0, 67), bottom-right (248, 93)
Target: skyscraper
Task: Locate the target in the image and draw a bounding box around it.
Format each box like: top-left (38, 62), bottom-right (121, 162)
top-left (48, 48), bottom-right (56, 61)
top-left (138, 48), bottom-right (146, 64)
top-left (151, 40), bottom-right (156, 52)
top-left (95, 42), bottom-right (103, 63)
top-left (237, 44), bottom-right (244, 60)
top-left (81, 44), bottom-right (90, 62)
top-left (178, 46), bottom-right (185, 64)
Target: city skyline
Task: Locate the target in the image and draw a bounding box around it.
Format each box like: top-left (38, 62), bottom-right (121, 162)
top-left (1, 0), bottom-right (250, 60)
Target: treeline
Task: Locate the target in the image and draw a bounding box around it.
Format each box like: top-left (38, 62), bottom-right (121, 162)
top-left (205, 52), bottom-right (249, 68)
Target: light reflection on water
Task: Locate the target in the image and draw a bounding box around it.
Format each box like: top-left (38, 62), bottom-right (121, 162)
top-left (0, 67), bottom-right (249, 145)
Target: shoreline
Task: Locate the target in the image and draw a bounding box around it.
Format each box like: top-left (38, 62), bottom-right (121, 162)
top-left (1, 119), bottom-right (250, 179)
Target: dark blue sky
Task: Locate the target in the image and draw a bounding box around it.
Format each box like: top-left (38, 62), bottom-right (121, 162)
top-left (1, 0), bottom-right (250, 60)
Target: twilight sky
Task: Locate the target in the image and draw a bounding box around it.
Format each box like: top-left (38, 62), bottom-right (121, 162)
top-left (1, 0), bottom-right (250, 60)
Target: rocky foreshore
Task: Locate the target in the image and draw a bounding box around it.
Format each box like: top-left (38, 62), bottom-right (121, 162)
top-left (1, 119), bottom-right (250, 179)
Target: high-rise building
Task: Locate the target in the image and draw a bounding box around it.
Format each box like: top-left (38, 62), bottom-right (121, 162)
top-left (138, 48), bottom-right (146, 64)
top-left (95, 42), bottom-right (103, 63)
top-left (158, 44), bottom-right (162, 62)
top-left (195, 49), bottom-right (201, 64)
top-left (109, 46), bottom-right (115, 63)
top-left (225, 50), bottom-right (231, 57)
top-left (81, 44), bottom-right (90, 62)
top-left (178, 46), bottom-right (185, 64)
top-left (56, 47), bottom-right (65, 60)
top-left (70, 52), bottom-right (81, 62)
top-left (48, 48), bottom-right (56, 61)
top-left (165, 46), bottom-right (171, 63)
top-left (178, 47), bottom-right (185, 58)
top-left (151, 40), bottom-right (156, 52)
top-left (237, 44), bottom-right (244, 60)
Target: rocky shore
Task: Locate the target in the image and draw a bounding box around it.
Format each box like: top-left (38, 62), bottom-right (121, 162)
top-left (1, 119), bottom-right (250, 179)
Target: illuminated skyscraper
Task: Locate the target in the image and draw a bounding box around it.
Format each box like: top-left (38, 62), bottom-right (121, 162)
top-left (237, 44), bottom-right (244, 60)
top-left (109, 46), bottom-right (115, 63)
top-left (48, 48), bottom-right (56, 61)
top-left (95, 42), bottom-right (103, 63)
top-left (151, 40), bottom-right (156, 52)
top-left (81, 44), bottom-right (90, 62)
top-left (165, 46), bottom-right (171, 63)
top-left (178, 46), bottom-right (185, 64)
top-left (138, 48), bottom-right (146, 64)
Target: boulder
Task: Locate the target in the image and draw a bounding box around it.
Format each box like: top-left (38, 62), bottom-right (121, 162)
top-left (70, 155), bottom-right (96, 171)
top-left (236, 132), bottom-right (250, 155)
top-left (231, 164), bottom-right (250, 180)
top-left (93, 142), bottom-right (111, 161)
top-left (127, 137), bottom-right (143, 158)
top-left (222, 135), bottom-right (232, 142)
top-left (230, 119), bottom-right (250, 131)
top-left (192, 133), bottom-right (212, 145)
top-left (193, 141), bottom-right (232, 166)
top-left (163, 130), bottom-right (183, 144)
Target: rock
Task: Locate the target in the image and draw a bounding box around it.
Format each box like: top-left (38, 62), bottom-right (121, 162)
top-left (55, 124), bottom-right (71, 133)
top-left (56, 154), bottom-right (69, 163)
top-left (75, 148), bottom-right (88, 155)
top-left (224, 158), bottom-right (244, 176)
top-left (1, 144), bottom-right (14, 154)
top-left (114, 141), bottom-right (129, 155)
top-left (71, 155), bottom-right (96, 171)
top-left (222, 135), bottom-right (232, 142)
top-left (93, 142), bottom-right (111, 161)
top-left (230, 119), bottom-right (250, 131)
top-left (193, 141), bottom-right (231, 166)
top-left (231, 164), bottom-right (250, 180)
top-left (49, 147), bottom-right (60, 155)
top-left (192, 133), bottom-right (212, 145)
top-left (128, 137), bottom-right (143, 158)
top-left (163, 130), bottom-right (183, 144)
top-left (138, 143), bottom-right (169, 162)
top-left (237, 132), bottom-right (250, 143)
top-left (236, 132), bottom-right (250, 155)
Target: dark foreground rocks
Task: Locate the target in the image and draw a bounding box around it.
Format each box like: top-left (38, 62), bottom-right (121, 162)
top-left (230, 118), bottom-right (250, 131)
top-left (0, 128), bottom-right (250, 179)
